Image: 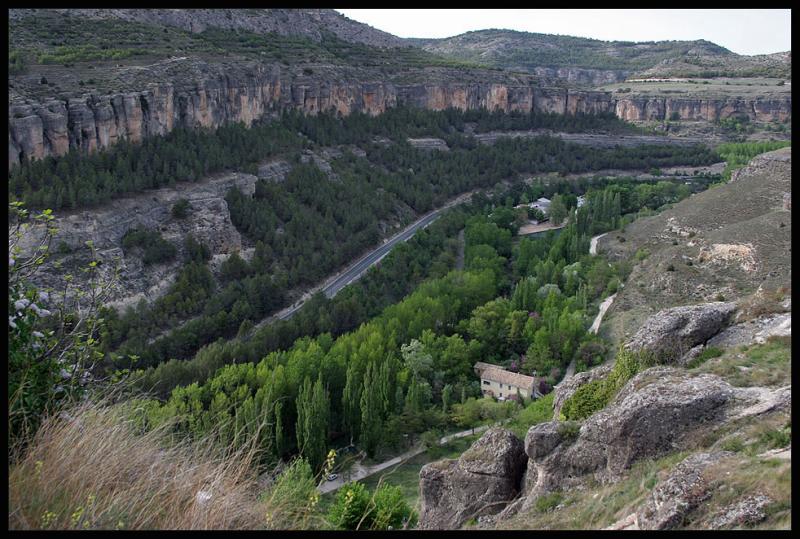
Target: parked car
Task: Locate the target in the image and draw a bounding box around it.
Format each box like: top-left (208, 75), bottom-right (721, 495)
top-left (326, 473), bottom-right (339, 481)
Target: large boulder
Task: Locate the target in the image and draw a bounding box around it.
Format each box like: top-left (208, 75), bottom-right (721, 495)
top-left (522, 368), bottom-right (736, 500)
top-left (626, 302), bottom-right (737, 362)
top-left (636, 451), bottom-right (732, 530)
top-left (521, 367), bottom-right (790, 509)
top-left (418, 428), bottom-right (527, 530)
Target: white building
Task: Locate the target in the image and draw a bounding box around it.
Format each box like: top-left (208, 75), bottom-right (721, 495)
top-left (474, 362), bottom-right (541, 401)
top-left (530, 197), bottom-right (551, 215)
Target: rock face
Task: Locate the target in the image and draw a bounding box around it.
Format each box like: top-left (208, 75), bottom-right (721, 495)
top-left (708, 494), bottom-right (773, 528)
top-left (19, 171), bottom-right (257, 309)
top-left (636, 451), bottom-right (732, 530)
top-left (625, 302), bottom-right (737, 362)
top-left (8, 66), bottom-right (792, 169)
top-left (8, 73), bottom-right (625, 168)
top-left (707, 312), bottom-right (791, 348)
top-left (523, 368), bottom-right (736, 499)
top-left (520, 366), bottom-right (790, 506)
top-left (418, 428), bottom-right (527, 530)
top-left (614, 96), bottom-right (791, 123)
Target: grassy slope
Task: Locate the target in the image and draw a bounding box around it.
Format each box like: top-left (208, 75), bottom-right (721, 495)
top-left (599, 147), bottom-right (791, 347)
top-left (493, 336), bottom-right (790, 530)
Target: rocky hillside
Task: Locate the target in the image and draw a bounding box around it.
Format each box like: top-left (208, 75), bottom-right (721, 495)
top-left (8, 10), bottom-right (792, 168)
top-left (412, 30), bottom-right (791, 80)
top-left (8, 8), bottom-right (406, 48)
top-left (16, 170), bottom-right (260, 311)
top-left (416, 149), bottom-right (791, 530)
top-left (599, 147), bottom-right (791, 345)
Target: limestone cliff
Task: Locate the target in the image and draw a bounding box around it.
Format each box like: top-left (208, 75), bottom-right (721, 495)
top-left (614, 96), bottom-right (791, 123)
top-left (8, 67), bottom-right (791, 168)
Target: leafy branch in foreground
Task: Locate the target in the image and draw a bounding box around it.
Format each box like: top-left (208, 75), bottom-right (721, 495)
top-left (8, 201), bottom-right (119, 452)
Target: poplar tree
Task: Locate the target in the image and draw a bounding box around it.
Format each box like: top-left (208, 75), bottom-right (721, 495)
top-left (442, 384), bottom-right (453, 412)
top-left (359, 362), bottom-right (383, 457)
top-left (296, 375), bottom-right (330, 474)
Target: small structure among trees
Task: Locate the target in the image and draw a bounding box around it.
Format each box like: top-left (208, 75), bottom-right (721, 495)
top-left (474, 361), bottom-right (541, 401)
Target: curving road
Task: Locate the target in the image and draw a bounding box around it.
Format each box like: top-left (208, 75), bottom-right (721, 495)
top-left (273, 191), bottom-right (476, 322)
top-left (317, 421), bottom-right (507, 494)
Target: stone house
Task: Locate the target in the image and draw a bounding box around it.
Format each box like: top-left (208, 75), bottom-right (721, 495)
top-left (474, 362), bottom-right (540, 401)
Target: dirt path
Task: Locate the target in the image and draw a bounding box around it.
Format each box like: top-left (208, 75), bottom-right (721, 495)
top-left (590, 293), bottom-right (617, 335)
top-left (559, 233), bottom-right (616, 385)
top-left (317, 423), bottom-right (496, 494)
top-left (590, 232), bottom-right (608, 255)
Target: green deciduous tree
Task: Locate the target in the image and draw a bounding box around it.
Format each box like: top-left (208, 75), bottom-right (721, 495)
top-left (549, 193), bottom-right (567, 226)
top-left (359, 362), bottom-right (383, 458)
top-left (295, 375), bottom-right (330, 474)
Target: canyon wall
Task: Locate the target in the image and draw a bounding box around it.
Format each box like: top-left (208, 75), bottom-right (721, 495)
top-left (8, 67), bottom-right (791, 168)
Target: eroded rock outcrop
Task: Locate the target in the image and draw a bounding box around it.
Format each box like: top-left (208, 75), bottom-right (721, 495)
top-left (730, 146), bottom-right (793, 183)
top-left (708, 494), bottom-right (773, 528)
top-left (516, 366), bottom-right (791, 514)
top-left (625, 302), bottom-right (737, 362)
top-left (707, 312), bottom-right (791, 348)
top-left (525, 369), bottom-right (749, 497)
top-left (418, 428), bottom-right (527, 530)
top-left (18, 172), bottom-right (257, 309)
top-left (636, 451), bottom-right (732, 530)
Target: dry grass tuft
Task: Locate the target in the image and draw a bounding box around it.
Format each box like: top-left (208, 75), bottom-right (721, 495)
top-left (8, 399), bottom-right (270, 530)
top-left (735, 286), bottom-right (790, 323)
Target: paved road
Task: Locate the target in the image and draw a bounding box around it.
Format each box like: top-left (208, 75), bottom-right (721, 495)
top-left (518, 222), bottom-right (565, 236)
top-left (317, 422), bottom-right (500, 494)
top-left (275, 192), bottom-right (474, 321)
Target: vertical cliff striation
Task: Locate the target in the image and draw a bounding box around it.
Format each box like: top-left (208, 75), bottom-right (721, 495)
top-left (8, 66), bottom-right (791, 168)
